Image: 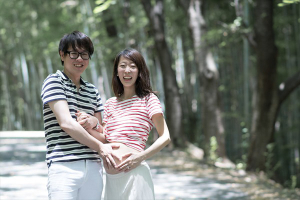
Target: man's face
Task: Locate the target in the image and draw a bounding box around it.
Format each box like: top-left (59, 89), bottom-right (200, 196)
top-left (60, 46), bottom-right (90, 76)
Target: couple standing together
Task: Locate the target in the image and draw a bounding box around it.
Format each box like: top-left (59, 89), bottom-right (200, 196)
top-left (41, 30), bottom-right (171, 200)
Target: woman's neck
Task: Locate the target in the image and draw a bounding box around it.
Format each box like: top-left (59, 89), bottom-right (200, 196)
top-left (120, 88), bottom-right (136, 100)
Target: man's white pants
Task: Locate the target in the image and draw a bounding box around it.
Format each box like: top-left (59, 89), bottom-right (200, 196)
top-left (47, 160), bottom-right (103, 200)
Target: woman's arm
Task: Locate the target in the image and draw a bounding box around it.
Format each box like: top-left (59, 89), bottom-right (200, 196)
top-left (76, 111), bottom-right (103, 132)
top-left (86, 128), bottom-right (106, 143)
top-left (117, 113), bottom-right (171, 171)
top-left (139, 114), bottom-right (171, 160)
top-left (76, 111), bottom-right (106, 143)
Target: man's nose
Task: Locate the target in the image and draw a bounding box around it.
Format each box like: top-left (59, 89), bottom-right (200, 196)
top-left (76, 54), bottom-right (84, 60)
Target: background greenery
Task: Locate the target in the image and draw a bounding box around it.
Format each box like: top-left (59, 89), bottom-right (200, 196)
top-left (0, 0), bottom-right (299, 189)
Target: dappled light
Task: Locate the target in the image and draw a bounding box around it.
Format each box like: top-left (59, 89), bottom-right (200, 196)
top-left (1, 0), bottom-right (300, 198)
top-left (2, 132), bottom-right (299, 199)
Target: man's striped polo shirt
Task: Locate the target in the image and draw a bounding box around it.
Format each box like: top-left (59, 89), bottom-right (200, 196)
top-left (41, 70), bottom-right (104, 164)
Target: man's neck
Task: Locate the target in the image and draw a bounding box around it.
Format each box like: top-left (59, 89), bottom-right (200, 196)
top-left (63, 69), bottom-right (81, 88)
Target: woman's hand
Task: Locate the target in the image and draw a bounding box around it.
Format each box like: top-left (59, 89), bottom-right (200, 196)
top-left (76, 110), bottom-right (97, 130)
top-left (116, 152), bottom-right (143, 173)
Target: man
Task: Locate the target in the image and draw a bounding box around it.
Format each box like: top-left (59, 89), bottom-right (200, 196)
top-left (41, 31), bottom-right (118, 199)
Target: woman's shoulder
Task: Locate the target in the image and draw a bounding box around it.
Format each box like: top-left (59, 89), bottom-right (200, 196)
top-left (105, 97), bottom-right (117, 105)
top-left (144, 92), bottom-right (159, 102)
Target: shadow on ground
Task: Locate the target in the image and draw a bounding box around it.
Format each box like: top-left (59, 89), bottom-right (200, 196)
top-left (1, 132), bottom-right (299, 200)
top-left (0, 138), bottom-right (48, 200)
top-left (0, 135), bottom-right (249, 200)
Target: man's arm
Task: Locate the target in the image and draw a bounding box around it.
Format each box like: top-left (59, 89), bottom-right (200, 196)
top-left (76, 111), bottom-right (106, 142)
top-left (48, 99), bottom-right (118, 166)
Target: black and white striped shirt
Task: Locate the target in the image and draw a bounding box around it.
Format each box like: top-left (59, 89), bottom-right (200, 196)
top-left (41, 70), bottom-right (103, 164)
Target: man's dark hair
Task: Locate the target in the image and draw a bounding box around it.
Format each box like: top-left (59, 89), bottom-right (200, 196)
top-left (58, 31), bottom-right (94, 65)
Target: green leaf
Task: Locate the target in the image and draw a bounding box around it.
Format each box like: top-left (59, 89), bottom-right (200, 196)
top-left (93, 0), bottom-right (112, 14)
top-left (278, 3), bottom-right (287, 7)
top-left (95, 0), bottom-right (105, 4)
top-left (283, 0), bottom-right (295, 3)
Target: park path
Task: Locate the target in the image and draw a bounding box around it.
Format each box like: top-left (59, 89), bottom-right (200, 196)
top-left (0, 131), bottom-right (262, 199)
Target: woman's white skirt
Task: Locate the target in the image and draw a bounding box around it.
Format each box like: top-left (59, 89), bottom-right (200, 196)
top-left (104, 161), bottom-right (155, 200)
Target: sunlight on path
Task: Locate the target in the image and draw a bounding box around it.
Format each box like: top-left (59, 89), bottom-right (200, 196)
top-left (0, 161), bottom-right (48, 200)
top-left (0, 131), bottom-right (248, 200)
top-left (150, 167), bottom-right (247, 200)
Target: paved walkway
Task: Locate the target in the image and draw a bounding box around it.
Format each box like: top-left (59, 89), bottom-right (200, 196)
top-left (0, 131), bottom-right (248, 200)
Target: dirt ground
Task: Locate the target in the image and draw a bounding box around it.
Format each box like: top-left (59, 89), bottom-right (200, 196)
top-left (149, 148), bottom-right (300, 200)
top-left (1, 131), bottom-right (299, 200)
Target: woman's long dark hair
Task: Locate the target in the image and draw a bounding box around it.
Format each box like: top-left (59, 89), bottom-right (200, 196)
top-left (112, 48), bottom-right (153, 98)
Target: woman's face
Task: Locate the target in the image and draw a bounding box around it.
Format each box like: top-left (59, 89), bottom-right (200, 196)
top-left (117, 56), bottom-right (139, 90)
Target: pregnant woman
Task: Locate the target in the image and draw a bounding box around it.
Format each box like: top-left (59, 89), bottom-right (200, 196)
top-left (77, 48), bottom-right (171, 199)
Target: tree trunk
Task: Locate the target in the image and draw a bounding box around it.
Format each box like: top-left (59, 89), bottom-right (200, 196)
top-left (1, 70), bottom-right (13, 130)
top-left (178, 0), bottom-right (227, 159)
top-left (181, 33), bottom-right (199, 142)
top-left (247, 0), bottom-right (278, 171)
top-left (247, 0), bottom-right (300, 171)
top-left (103, 9), bottom-right (118, 38)
top-left (20, 52), bottom-right (33, 130)
top-left (141, 0), bottom-right (183, 147)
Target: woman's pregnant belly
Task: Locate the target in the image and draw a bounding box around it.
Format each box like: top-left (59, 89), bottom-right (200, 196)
top-left (105, 143), bottom-right (140, 174)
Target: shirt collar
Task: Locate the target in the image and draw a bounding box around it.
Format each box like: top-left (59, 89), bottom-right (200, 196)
top-left (56, 70), bottom-right (87, 86)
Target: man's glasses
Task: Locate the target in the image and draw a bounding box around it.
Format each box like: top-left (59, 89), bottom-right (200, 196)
top-left (66, 51), bottom-right (90, 60)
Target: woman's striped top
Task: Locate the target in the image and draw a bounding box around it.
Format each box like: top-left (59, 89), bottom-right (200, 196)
top-left (103, 93), bottom-right (163, 151)
top-left (41, 70), bottom-right (104, 164)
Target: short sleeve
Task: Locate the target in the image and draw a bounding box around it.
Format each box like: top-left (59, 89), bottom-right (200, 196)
top-left (102, 98), bottom-right (113, 124)
top-left (41, 75), bottom-right (66, 107)
top-left (95, 89), bottom-right (104, 113)
top-left (146, 93), bottom-right (163, 119)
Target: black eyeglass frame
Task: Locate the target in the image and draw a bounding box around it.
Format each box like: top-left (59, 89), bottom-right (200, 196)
top-left (65, 51), bottom-right (91, 60)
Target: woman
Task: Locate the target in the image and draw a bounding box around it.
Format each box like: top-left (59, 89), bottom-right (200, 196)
top-left (77, 48), bottom-right (171, 199)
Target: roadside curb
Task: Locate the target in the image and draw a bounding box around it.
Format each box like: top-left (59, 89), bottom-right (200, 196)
top-left (0, 131), bottom-right (44, 139)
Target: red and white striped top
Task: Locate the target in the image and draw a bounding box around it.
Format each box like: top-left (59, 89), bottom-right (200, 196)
top-left (103, 93), bottom-right (163, 151)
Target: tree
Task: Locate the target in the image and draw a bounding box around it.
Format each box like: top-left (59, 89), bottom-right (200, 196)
top-left (177, 0), bottom-right (227, 159)
top-left (140, 0), bottom-right (184, 147)
top-left (246, 0), bottom-right (300, 171)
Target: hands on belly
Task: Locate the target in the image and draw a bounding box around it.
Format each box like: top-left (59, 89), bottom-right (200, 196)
top-left (103, 144), bottom-right (143, 174)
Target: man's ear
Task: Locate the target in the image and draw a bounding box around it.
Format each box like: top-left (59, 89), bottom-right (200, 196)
top-left (59, 51), bottom-right (64, 61)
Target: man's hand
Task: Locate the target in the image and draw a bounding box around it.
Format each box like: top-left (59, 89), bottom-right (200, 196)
top-left (76, 110), bottom-right (97, 130)
top-left (98, 143), bottom-right (121, 169)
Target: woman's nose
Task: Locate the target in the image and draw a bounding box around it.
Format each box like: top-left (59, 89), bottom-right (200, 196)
top-left (125, 66), bottom-right (131, 72)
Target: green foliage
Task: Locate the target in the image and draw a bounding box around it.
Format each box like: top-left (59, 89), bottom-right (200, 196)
top-left (0, 0), bottom-right (299, 189)
top-left (265, 143), bottom-right (282, 179)
top-left (94, 0), bottom-right (116, 13)
top-left (291, 175), bottom-right (298, 189)
top-left (209, 136), bottom-right (218, 161)
top-left (278, 0), bottom-right (300, 7)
